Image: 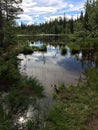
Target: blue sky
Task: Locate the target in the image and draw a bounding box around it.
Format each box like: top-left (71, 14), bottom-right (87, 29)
top-left (17, 0), bottom-right (87, 25)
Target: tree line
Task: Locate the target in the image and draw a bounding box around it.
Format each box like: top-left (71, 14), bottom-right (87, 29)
top-left (1, 0), bottom-right (98, 47)
top-left (0, 0), bottom-right (98, 129)
top-left (17, 0), bottom-right (98, 40)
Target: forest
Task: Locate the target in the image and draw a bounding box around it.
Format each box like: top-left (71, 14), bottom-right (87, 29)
top-left (0, 0), bottom-right (98, 130)
top-left (17, 0), bottom-right (98, 38)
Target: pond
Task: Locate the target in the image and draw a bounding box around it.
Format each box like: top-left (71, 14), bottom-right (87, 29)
top-left (17, 40), bottom-right (95, 94)
top-left (17, 37), bottom-right (97, 129)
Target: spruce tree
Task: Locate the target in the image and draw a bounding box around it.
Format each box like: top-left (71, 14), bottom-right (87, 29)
top-left (0, 0), bottom-right (23, 47)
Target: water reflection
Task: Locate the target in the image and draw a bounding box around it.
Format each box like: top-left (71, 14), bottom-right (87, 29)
top-left (18, 41), bottom-right (97, 88)
top-left (30, 41), bottom-right (43, 47)
top-left (81, 48), bottom-right (97, 68)
top-left (17, 40), bottom-right (98, 129)
top-left (19, 117), bottom-right (25, 124)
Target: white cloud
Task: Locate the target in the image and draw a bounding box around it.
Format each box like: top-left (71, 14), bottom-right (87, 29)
top-left (21, 0), bottom-right (68, 15)
top-left (19, 14), bottom-right (33, 21)
top-left (27, 21), bottom-right (34, 25)
top-left (66, 2), bottom-right (85, 12)
top-left (69, 4), bottom-right (74, 8)
top-left (18, 0), bottom-right (86, 24)
top-left (44, 13), bottom-right (78, 23)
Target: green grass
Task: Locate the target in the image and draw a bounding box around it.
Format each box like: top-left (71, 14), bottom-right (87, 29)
top-left (0, 46), bottom-right (44, 129)
top-left (19, 77), bottom-right (44, 97)
top-left (42, 68), bottom-right (98, 130)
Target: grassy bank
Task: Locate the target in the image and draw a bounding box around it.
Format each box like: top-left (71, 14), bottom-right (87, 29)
top-left (42, 68), bottom-right (98, 130)
top-left (0, 45), bottom-right (44, 130)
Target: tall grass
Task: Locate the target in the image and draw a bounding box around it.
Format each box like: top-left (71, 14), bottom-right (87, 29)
top-left (42, 68), bottom-right (98, 130)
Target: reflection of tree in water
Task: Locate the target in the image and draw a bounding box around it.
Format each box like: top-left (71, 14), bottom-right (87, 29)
top-left (94, 43), bottom-right (98, 68)
top-left (80, 43), bottom-right (98, 68)
top-left (42, 53), bottom-right (46, 64)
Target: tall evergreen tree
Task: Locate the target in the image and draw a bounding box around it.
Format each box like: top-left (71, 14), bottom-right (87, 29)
top-left (0, 0), bottom-right (23, 47)
top-left (69, 17), bottom-right (74, 33)
top-left (0, 0), bottom-right (4, 47)
top-left (63, 13), bottom-right (67, 33)
top-left (80, 11), bottom-right (84, 21)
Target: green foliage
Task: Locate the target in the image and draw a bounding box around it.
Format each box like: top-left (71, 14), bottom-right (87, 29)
top-left (26, 120), bottom-right (35, 130)
top-left (3, 76), bottom-right (44, 114)
top-left (7, 89), bottom-right (30, 112)
top-left (0, 52), bottom-right (21, 91)
top-left (0, 105), bottom-right (12, 130)
top-left (15, 0), bottom-right (98, 44)
top-left (20, 44), bottom-right (47, 55)
top-left (21, 46), bottom-right (34, 55)
top-left (0, 0), bottom-right (22, 48)
top-left (0, 0), bottom-right (98, 130)
top-left (71, 49), bottom-right (80, 55)
top-left (19, 77), bottom-right (44, 97)
top-left (16, 13), bottom-right (75, 35)
top-left (61, 46), bottom-right (67, 55)
top-left (43, 68), bottom-right (98, 130)
top-left (0, 44), bottom-right (44, 129)
top-left (83, 0), bottom-right (98, 37)
top-left (3, 21), bottom-right (18, 47)
top-left (85, 68), bottom-right (98, 90)
top-left (39, 44), bottom-right (47, 52)
top-left (68, 42), bottom-right (80, 55)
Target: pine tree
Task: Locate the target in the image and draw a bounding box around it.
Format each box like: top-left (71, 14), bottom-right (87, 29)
top-left (63, 13), bottom-right (66, 33)
top-left (0, 1), bottom-right (4, 47)
top-left (69, 17), bottom-right (74, 33)
top-left (0, 0), bottom-right (23, 47)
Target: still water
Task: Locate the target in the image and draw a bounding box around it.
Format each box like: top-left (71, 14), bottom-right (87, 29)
top-left (17, 40), bottom-right (94, 93)
top-left (17, 38), bottom-right (97, 129)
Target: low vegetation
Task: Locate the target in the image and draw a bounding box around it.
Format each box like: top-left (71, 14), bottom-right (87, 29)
top-left (19, 44), bottom-right (47, 55)
top-left (61, 46), bottom-right (67, 55)
top-left (21, 46), bottom-right (34, 55)
top-left (0, 47), bottom-right (44, 129)
top-left (42, 68), bottom-right (98, 130)
top-left (0, 0), bottom-right (98, 129)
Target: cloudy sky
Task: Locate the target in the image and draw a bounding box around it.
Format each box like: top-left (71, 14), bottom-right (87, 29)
top-left (17, 0), bottom-right (86, 25)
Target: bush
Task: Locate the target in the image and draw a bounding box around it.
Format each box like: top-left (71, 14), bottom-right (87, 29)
top-left (71, 49), bottom-right (80, 55)
top-left (19, 77), bottom-right (44, 97)
top-left (43, 68), bottom-right (98, 130)
top-left (39, 44), bottom-right (47, 52)
top-left (61, 46), bottom-right (67, 55)
top-left (21, 46), bottom-right (34, 55)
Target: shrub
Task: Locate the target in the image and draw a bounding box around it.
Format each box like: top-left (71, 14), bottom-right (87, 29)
top-left (21, 47), bottom-right (33, 55)
top-left (61, 46), bottom-right (67, 55)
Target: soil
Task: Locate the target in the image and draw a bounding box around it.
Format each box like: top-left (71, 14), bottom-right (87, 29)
top-left (88, 117), bottom-right (98, 130)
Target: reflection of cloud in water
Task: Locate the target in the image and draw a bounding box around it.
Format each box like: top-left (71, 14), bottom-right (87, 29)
top-left (17, 45), bottom-right (85, 87)
top-left (78, 52), bottom-right (82, 59)
top-left (66, 46), bottom-right (71, 58)
top-left (18, 46), bottom-right (83, 72)
top-left (18, 117), bottom-right (26, 124)
top-left (57, 56), bottom-right (83, 74)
